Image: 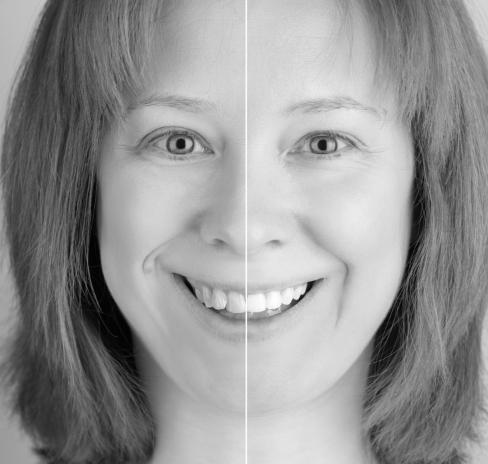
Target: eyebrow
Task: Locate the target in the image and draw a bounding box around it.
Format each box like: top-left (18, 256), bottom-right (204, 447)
top-left (124, 93), bottom-right (218, 118)
top-left (284, 95), bottom-right (387, 121)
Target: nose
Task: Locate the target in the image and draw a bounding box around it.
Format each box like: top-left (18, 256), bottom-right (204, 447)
top-left (199, 167), bottom-right (246, 256)
top-left (246, 160), bottom-right (290, 256)
top-left (199, 152), bottom-right (290, 256)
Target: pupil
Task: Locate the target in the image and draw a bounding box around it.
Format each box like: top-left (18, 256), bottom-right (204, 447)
top-left (317, 139), bottom-right (328, 151)
top-left (176, 138), bottom-right (186, 149)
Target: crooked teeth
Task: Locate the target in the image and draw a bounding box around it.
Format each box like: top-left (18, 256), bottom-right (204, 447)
top-left (211, 288), bottom-right (227, 310)
top-left (202, 285), bottom-right (213, 308)
top-left (186, 278), bottom-right (311, 314)
top-left (195, 288), bottom-right (204, 304)
top-left (293, 283), bottom-right (307, 300)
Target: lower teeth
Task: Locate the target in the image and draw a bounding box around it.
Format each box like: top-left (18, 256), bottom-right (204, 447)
top-left (216, 307), bottom-right (283, 320)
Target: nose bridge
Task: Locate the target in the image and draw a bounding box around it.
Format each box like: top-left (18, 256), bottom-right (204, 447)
top-left (198, 155), bottom-right (246, 255)
top-left (246, 145), bottom-right (289, 255)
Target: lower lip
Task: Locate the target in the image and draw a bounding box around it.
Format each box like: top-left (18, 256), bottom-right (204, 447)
top-left (171, 273), bottom-right (325, 343)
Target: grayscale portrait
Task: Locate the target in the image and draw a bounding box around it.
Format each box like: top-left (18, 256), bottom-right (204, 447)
top-left (1, 1), bottom-right (488, 464)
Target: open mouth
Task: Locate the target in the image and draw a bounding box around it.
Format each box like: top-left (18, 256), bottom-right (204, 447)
top-left (182, 276), bottom-right (316, 320)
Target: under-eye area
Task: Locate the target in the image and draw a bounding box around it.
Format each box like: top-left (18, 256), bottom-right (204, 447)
top-left (181, 275), bottom-right (317, 320)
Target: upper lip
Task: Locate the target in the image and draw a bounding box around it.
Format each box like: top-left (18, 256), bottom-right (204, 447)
top-left (179, 273), bottom-right (323, 294)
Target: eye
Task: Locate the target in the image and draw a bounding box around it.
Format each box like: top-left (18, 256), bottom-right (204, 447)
top-left (166, 133), bottom-right (195, 154)
top-left (308, 135), bottom-right (340, 154)
top-left (143, 127), bottom-right (214, 160)
top-left (289, 131), bottom-right (355, 159)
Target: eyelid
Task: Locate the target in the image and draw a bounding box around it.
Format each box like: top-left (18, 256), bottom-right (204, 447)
top-left (138, 126), bottom-right (213, 153)
top-left (289, 131), bottom-right (359, 154)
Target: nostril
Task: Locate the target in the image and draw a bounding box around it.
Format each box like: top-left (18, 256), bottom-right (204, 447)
top-left (199, 216), bottom-right (246, 254)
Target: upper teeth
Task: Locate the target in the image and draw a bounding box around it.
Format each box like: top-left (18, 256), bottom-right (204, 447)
top-left (187, 279), bottom-right (308, 314)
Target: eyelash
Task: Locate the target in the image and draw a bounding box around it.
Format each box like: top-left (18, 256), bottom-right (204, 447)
top-left (141, 128), bottom-right (214, 161)
top-left (288, 131), bottom-right (357, 160)
top-left (138, 128), bottom-right (357, 162)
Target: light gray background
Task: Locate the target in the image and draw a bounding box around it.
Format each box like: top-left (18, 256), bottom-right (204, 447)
top-left (1, 1), bottom-right (488, 463)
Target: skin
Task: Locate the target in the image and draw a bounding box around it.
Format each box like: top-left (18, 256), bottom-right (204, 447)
top-left (244, 1), bottom-right (414, 461)
top-left (97, 0), bottom-right (414, 463)
top-left (98, 1), bottom-right (246, 462)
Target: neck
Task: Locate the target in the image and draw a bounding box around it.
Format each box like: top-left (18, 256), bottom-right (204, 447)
top-left (247, 353), bottom-right (376, 464)
top-left (138, 341), bottom-right (376, 464)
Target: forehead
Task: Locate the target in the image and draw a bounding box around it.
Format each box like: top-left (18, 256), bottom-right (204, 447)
top-left (135, 0), bottom-right (245, 111)
top-left (129, 0), bottom-right (394, 122)
top-left (248, 0), bottom-right (389, 115)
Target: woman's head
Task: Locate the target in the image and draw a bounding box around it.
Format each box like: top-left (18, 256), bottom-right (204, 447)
top-left (2, 0), bottom-right (488, 463)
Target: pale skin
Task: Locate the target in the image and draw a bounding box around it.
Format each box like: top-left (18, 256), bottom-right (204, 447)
top-left (97, 0), bottom-right (414, 463)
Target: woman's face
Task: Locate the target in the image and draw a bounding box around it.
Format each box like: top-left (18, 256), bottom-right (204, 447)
top-left (98, 0), bottom-right (414, 415)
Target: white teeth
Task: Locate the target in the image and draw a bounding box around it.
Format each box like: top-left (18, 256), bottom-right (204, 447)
top-left (247, 293), bottom-right (267, 313)
top-left (267, 308), bottom-right (282, 316)
top-left (186, 278), bottom-right (311, 314)
top-left (211, 288), bottom-right (227, 310)
top-left (227, 291), bottom-right (246, 313)
top-left (281, 287), bottom-right (294, 305)
top-left (202, 285), bottom-right (213, 308)
top-left (195, 288), bottom-right (204, 304)
top-left (266, 291), bottom-right (282, 309)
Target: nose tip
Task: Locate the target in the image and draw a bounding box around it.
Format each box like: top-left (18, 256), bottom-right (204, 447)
top-left (198, 169), bottom-right (247, 255)
top-left (200, 215), bottom-right (247, 255)
top-left (199, 195), bottom-right (288, 257)
top-left (200, 217), bottom-right (285, 256)
top-left (199, 156), bottom-right (290, 256)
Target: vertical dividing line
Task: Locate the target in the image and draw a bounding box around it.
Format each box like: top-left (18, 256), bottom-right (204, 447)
top-left (244, 0), bottom-right (248, 463)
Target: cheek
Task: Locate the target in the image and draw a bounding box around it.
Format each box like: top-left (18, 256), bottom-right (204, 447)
top-left (95, 159), bottom-right (214, 341)
top-left (305, 167), bottom-right (413, 277)
top-left (247, 162), bottom-right (414, 410)
top-left (97, 164), bottom-right (200, 281)
top-left (96, 159), bottom-right (247, 411)
top-left (304, 164), bottom-right (414, 359)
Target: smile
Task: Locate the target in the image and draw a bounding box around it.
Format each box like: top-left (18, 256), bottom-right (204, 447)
top-left (183, 277), bottom-right (315, 320)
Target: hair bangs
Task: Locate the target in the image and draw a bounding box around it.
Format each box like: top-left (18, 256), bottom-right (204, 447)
top-left (54, 0), bottom-right (164, 122)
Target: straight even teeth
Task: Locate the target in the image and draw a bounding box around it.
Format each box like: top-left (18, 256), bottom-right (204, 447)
top-left (227, 291), bottom-right (246, 313)
top-left (247, 293), bottom-right (267, 312)
top-left (266, 291), bottom-right (281, 309)
top-left (186, 278), bottom-right (311, 314)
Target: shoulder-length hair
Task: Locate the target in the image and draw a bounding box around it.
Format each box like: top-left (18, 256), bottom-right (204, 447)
top-left (1, 0), bottom-right (487, 463)
top-left (1, 1), bottom-right (161, 463)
